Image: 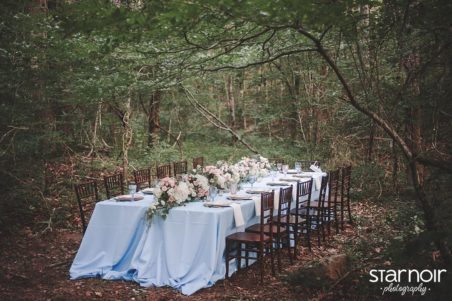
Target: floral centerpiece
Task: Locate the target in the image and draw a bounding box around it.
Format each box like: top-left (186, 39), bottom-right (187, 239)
top-left (203, 165), bottom-right (226, 189)
top-left (255, 155), bottom-right (271, 177)
top-left (234, 155), bottom-right (272, 181)
top-left (224, 165), bottom-right (241, 185)
top-left (216, 161), bottom-right (241, 192)
top-left (146, 177), bottom-right (190, 221)
top-left (185, 174), bottom-right (209, 201)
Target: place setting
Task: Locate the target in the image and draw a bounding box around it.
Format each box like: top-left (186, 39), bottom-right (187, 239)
top-left (265, 181), bottom-right (292, 186)
top-left (112, 193), bottom-right (144, 202)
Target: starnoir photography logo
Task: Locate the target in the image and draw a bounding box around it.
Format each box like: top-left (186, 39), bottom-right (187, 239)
top-left (369, 268), bottom-right (447, 296)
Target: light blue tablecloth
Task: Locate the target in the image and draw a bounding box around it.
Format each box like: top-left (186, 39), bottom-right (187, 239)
top-left (70, 194), bottom-right (257, 295)
top-left (69, 172), bottom-right (324, 295)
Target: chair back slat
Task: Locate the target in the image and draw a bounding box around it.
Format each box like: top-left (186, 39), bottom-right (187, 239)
top-left (74, 180), bottom-right (99, 234)
top-left (192, 157), bottom-right (204, 169)
top-left (317, 175), bottom-right (329, 219)
top-left (278, 186), bottom-right (292, 228)
top-left (157, 164), bottom-right (172, 179)
top-left (133, 168), bottom-right (151, 191)
top-left (328, 169), bottom-right (340, 208)
top-left (173, 160), bottom-right (188, 176)
top-left (260, 191), bottom-right (275, 241)
top-left (103, 172), bottom-right (124, 199)
top-left (295, 179), bottom-right (313, 224)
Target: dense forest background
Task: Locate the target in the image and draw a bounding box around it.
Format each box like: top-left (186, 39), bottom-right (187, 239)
top-left (1, 0), bottom-right (452, 299)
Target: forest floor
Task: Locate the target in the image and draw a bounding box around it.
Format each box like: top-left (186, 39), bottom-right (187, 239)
top-left (0, 199), bottom-right (447, 301)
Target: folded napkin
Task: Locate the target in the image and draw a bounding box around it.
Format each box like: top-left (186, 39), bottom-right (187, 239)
top-left (229, 203), bottom-right (245, 227)
top-left (292, 175), bottom-right (312, 180)
top-left (245, 188), bottom-right (271, 194)
top-left (274, 192), bottom-right (280, 210)
top-left (203, 201), bottom-right (232, 207)
top-left (278, 178), bottom-right (299, 182)
top-left (266, 182), bottom-right (290, 186)
top-left (141, 188), bottom-right (154, 194)
top-left (252, 194), bottom-right (280, 216)
top-left (114, 194), bottom-right (144, 201)
top-left (312, 174), bottom-right (322, 190)
top-left (227, 194), bottom-right (253, 200)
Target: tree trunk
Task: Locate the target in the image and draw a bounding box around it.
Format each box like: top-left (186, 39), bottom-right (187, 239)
top-left (291, 71), bottom-right (301, 139)
top-left (122, 96), bottom-right (133, 182)
top-left (391, 139), bottom-right (399, 192)
top-left (367, 120), bottom-right (375, 163)
top-left (148, 90), bottom-right (161, 147)
top-left (225, 74), bottom-right (237, 144)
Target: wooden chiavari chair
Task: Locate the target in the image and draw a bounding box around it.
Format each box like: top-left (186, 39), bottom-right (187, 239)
top-left (173, 160), bottom-right (188, 177)
top-left (103, 172), bottom-right (124, 199)
top-left (225, 191), bottom-right (276, 283)
top-left (192, 156), bottom-right (204, 169)
top-left (74, 180), bottom-right (100, 234)
top-left (157, 163), bottom-right (172, 179)
top-left (133, 168), bottom-right (152, 191)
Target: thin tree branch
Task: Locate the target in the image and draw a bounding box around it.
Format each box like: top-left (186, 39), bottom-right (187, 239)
top-left (202, 48), bottom-right (317, 72)
top-left (182, 85), bottom-right (259, 154)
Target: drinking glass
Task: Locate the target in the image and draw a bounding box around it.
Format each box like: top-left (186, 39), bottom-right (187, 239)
top-left (128, 184), bottom-right (136, 202)
top-left (128, 181), bottom-right (137, 194)
top-left (276, 163), bottom-right (282, 173)
top-left (249, 175), bottom-right (257, 188)
top-left (270, 169), bottom-right (277, 181)
top-left (229, 182), bottom-right (238, 194)
top-left (209, 186), bottom-right (218, 201)
top-left (295, 161), bottom-right (302, 173)
top-left (282, 164), bottom-right (289, 176)
top-left (152, 178), bottom-right (159, 188)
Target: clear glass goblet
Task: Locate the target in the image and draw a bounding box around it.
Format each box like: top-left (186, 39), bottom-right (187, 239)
top-left (249, 175), bottom-right (257, 188)
top-left (270, 169), bottom-right (277, 181)
top-left (295, 161), bottom-right (302, 173)
top-left (282, 164), bottom-right (289, 176)
top-left (209, 186), bottom-right (218, 201)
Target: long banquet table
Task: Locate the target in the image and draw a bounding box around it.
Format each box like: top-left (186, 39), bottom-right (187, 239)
top-left (69, 171), bottom-right (325, 295)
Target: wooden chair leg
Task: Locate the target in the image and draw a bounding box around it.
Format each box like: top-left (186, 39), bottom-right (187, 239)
top-left (347, 197), bottom-right (353, 224)
top-left (276, 236), bottom-right (282, 273)
top-left (335, 200), bottom-right (340, 234)
top-left (327, 209), bottom-right (331, 237)
top-left (225, 240), bottom-right (230, 280)
top-left (259, 243), bottom-right (264, 283)
top-left (341, 198), bottom-right (345, 231)
top-left (306, 223), bottom-right (312, 252)
top-left (315, 215), bottom-right (321, 247)
top-left (269, 241), bottom-right (275, 276)
top-left (238, 243), bottom-right (242, 272)
top-left (245, 247), bottom-right (249, 268)
top-left (286, 234), bottom-right (293, 264)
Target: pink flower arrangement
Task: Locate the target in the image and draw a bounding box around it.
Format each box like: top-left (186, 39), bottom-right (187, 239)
top-left (186, 174), bottom-right (209, 200)
top-left (203, 165), bottom-right (226, 189)
top-left (147, 177), bottom-right (190, 221)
